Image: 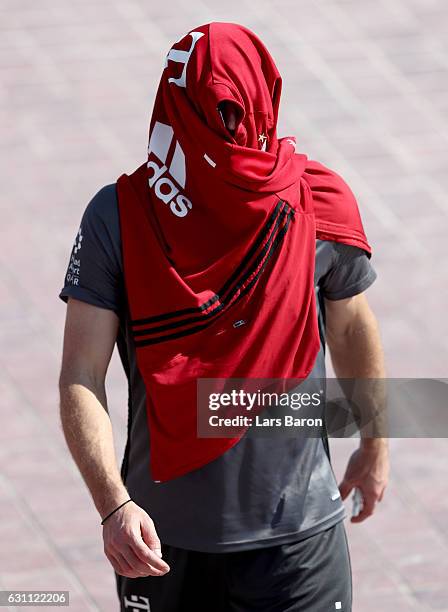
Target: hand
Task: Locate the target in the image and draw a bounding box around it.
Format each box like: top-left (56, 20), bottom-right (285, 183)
top-left (102, 501), bottom-right (171, 578)
top-left (338, 440), bottom-right (389, 523)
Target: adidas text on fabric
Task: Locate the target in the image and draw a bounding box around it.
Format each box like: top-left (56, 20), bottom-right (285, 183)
top-left (147, 121), bottom-right (192, 218)
top-left (146, 31), bottom-right (205, 218)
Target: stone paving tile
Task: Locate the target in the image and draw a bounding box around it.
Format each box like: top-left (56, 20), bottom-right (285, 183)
top-left (1, 1), bottom-right (448, 611)
top-left (2, 567), bottom-right (99, 612)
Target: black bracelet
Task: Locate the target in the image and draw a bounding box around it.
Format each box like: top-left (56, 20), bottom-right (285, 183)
top-left (101, 498), bottom-right (132, 525)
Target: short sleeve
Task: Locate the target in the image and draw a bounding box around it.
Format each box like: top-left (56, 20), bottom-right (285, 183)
top-left (59, 183), bottom-right (125, 315)
top-left (320, 242), bottom-right (377, 301)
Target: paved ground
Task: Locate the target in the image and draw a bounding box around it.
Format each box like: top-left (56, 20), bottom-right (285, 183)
top-left (1, 0), bottom-right (448, 610)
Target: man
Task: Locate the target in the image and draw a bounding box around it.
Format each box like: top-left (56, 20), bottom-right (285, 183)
top-left (58, 22), bottom-right (388, 612)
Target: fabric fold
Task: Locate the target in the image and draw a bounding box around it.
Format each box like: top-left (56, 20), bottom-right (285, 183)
top-left (116, 22), bottom-right (371, 482)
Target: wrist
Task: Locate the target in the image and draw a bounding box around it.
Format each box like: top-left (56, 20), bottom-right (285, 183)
top-left (359, 437), bottom-right (389, 451)
top-left (101, 498), bottom-right (133, 525)
top-left (96, 484), bottom-right (130, 518)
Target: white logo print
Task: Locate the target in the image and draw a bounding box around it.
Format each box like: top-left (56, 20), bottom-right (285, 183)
top-left (147, 121), bottom-right (192, 218)
top-left (73, 226), bottom-right (83, 254)
top-left (164, 31), bottom-right (204, 89)
top-left (123, 594), bottom-right (150, 611)
top-left (147, 31), bottom-right (204, 218)
top-left (66, 225), bottom-right (82, 286)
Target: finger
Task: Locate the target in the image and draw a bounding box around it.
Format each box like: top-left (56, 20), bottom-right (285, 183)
top-left (106, 550), bottom-right (139, 578)
top-left (120, 545), bottom-right (167, 577)
top-left (107, 536), bottom-right (154, 577)
top-left (338, 479), bottom-right (353, 501)
top-left (140, 518), bottom-right (162, 554)
top-left (131, 536), bottom-right (170, 572)
top-left (115, 551), bottom-right (147, 578)
top-left (351, 507), bottom-right (374, 523)
top-left (140, 520), bottom-right (170, 572)
top-left (351, 492), bottom-right (376, 523)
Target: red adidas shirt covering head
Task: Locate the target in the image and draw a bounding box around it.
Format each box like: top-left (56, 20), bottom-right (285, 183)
top-left (116, 22), bottom-right (371, 482)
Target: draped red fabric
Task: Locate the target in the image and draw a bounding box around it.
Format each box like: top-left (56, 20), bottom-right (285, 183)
top-left (116, 23), bottom-right (371, 482)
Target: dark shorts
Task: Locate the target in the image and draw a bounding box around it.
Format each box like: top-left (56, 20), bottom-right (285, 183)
top-left (115, 519), bottom-right (352, 612)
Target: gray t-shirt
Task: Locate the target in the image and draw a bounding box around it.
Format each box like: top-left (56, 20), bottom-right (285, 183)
top-left (59, 183), bottom-right (377, 553)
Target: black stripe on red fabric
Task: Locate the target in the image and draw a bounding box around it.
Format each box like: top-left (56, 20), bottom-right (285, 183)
top-left (130, 199), bottom-right (286, 327)
top-left (133, 206), bottom-right (294, 347)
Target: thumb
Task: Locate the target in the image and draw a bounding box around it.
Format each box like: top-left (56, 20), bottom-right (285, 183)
top-left (140, 518), bottom-right (163, 558)
top-left (339, 479), bottom-right (353, 501)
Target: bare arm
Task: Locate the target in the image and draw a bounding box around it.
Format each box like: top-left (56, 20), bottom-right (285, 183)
top-left (325, 292), bottom-right (389, 522)
top-left (59, 298), bottom-right (169, 576)
top-left (325, 292), bottom-right (384, 379)
top-left (59, 298), bottom-right (126, 516)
